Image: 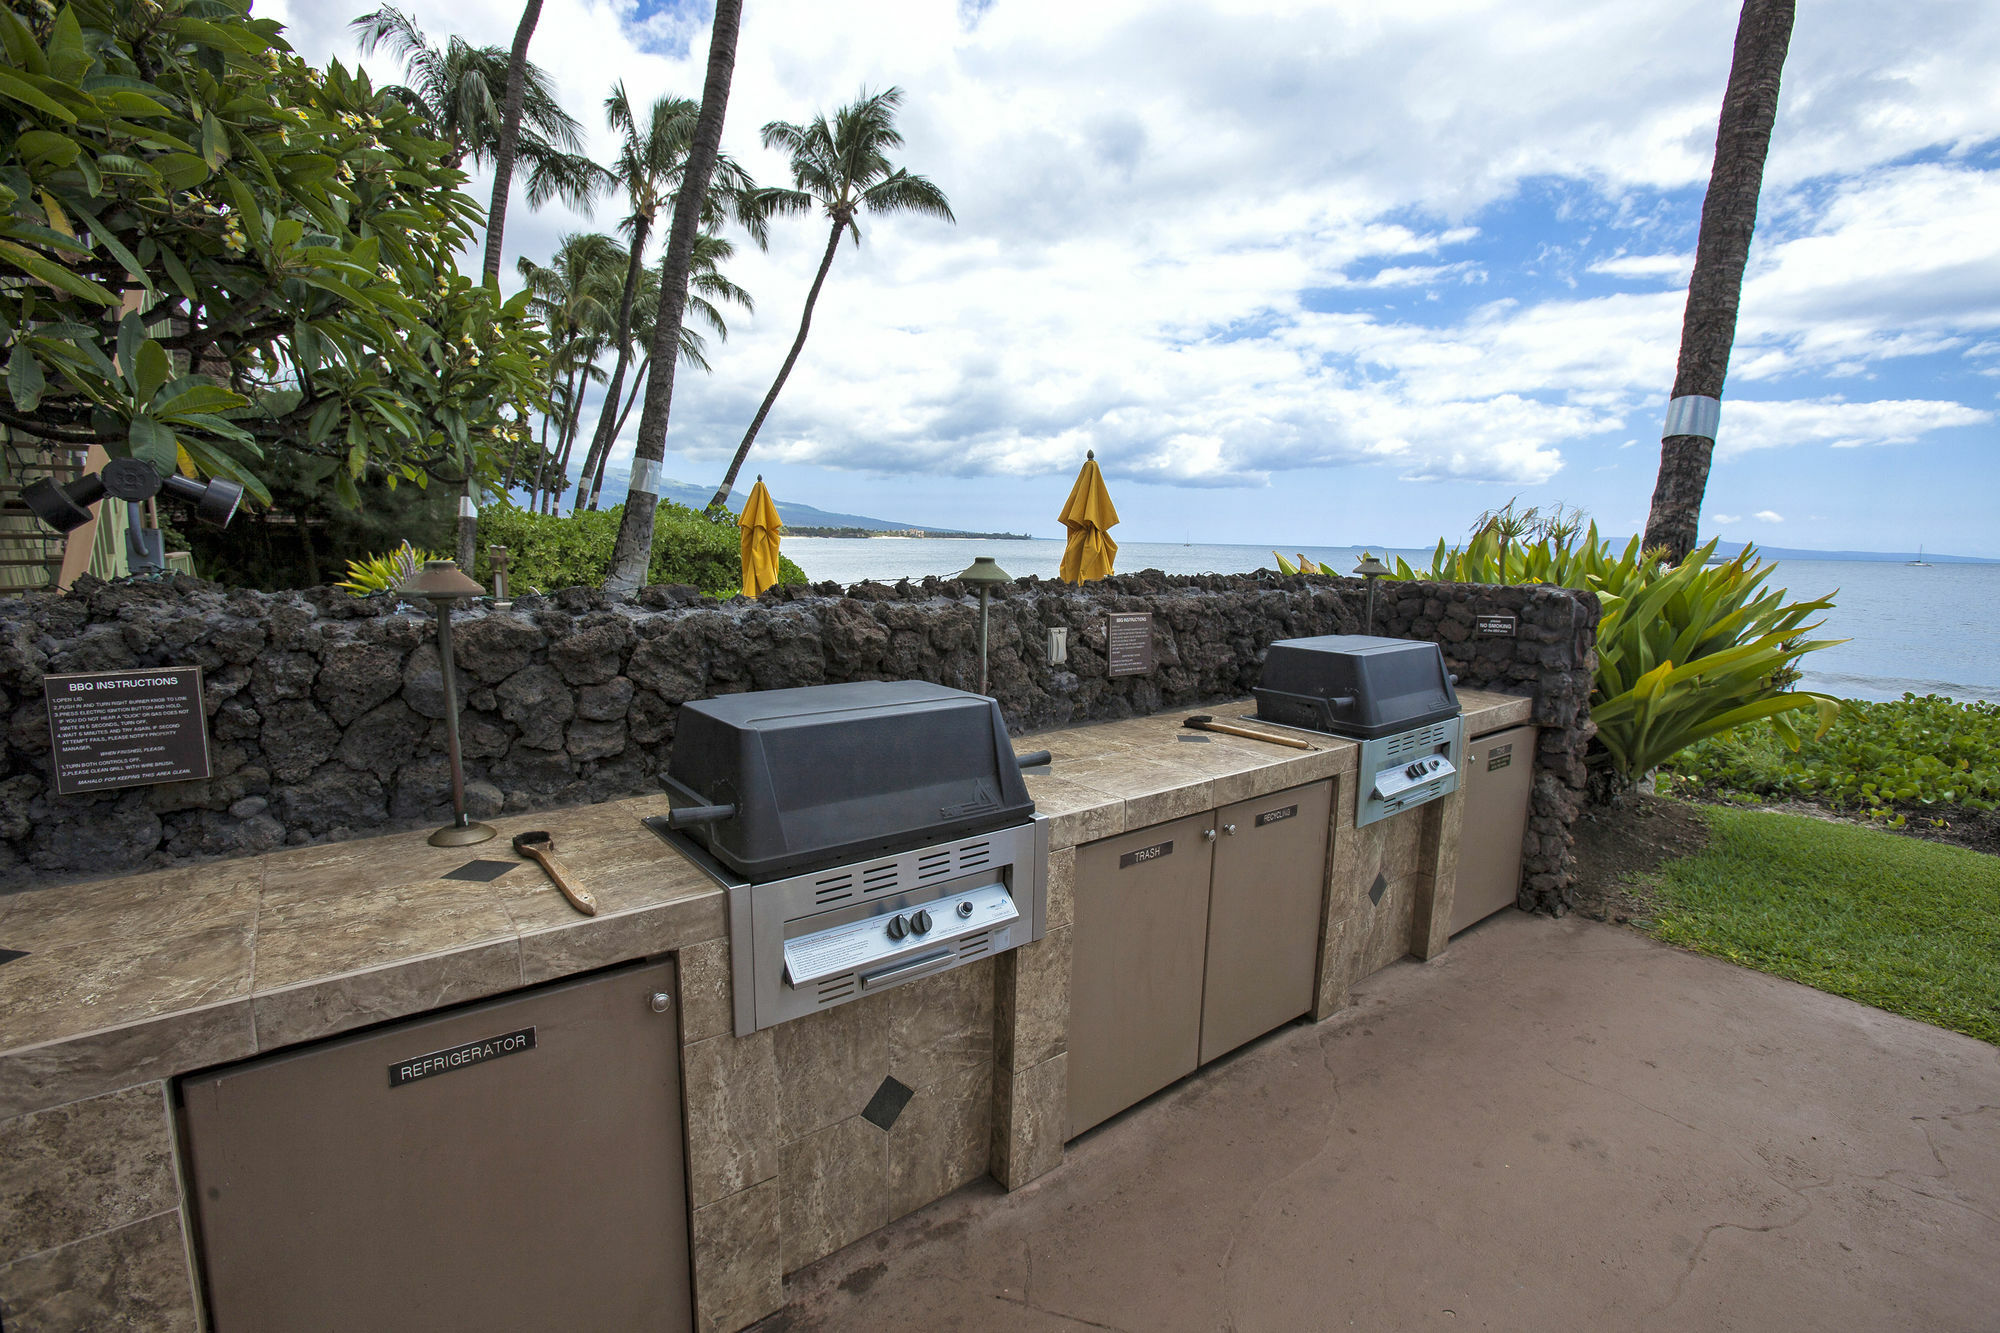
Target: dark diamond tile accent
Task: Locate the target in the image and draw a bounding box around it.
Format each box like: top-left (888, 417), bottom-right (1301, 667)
top-left (861, 1075), bottom-right (914, 1131)
top-left (1369, 872), bottom-right (1389, 907)
top-left (443, 859), bottom-right (519, 883)
top-left (0, 946), bottom-right (26, 966)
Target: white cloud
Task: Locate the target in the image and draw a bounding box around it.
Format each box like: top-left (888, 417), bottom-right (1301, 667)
top-left (258, 0), bottom-right (2000, 497)
top-left (1754, 510), bottom-right (1785, 523)
top-left (1710, 513), bottom-right (1742, 525)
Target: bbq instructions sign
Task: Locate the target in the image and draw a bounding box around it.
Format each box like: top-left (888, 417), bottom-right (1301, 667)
top-left (43, 667), bottom-right (211, 796)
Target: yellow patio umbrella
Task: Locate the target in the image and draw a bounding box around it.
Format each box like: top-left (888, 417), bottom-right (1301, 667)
top-left (1058, 450), bottom-right (1119, 583)
top-left (739, 476), bottom-right (783, 599)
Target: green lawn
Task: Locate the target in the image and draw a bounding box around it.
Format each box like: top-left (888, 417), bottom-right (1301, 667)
top-left (1642, 806), bottom-right (2000, 1045)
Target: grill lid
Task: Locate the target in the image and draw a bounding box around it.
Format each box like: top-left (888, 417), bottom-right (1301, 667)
top-left (663, 681), bottom-right (1036, 880)
top-left (1253, 634), bottom-right (1460, 738)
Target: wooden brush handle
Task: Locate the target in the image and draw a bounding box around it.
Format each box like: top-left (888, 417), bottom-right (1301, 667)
top-left (1195, 720), bottom-right (1313, 750)
top-left (521, 845), bottom-right (598, 916)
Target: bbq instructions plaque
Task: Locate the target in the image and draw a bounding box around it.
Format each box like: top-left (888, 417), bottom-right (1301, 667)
top-left (1106, 611), bottom-right (1154, 677)
top-left (44, 666), bottom-right (211, 796)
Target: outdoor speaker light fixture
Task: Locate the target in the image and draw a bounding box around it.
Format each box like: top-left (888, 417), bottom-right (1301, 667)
top-left (400, 559), bottom-right (496, 848)
top-left (24, 457), bottom-right (245, 535)
top-left (955, 555), bottom-right (1013, 696)
top-left (1353, 551), bottom-right (1390, 634)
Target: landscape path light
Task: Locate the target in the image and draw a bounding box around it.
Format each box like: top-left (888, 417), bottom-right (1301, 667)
top-left (954, 555), bottom-right (1013, 696)
top-left (400, 559), bottom-right (495, 847)
top-left (1353, 551), bottom-right (1390, 634)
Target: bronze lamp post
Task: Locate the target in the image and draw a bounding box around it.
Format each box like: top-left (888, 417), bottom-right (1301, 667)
top-left (954, 556), bottom-right (1013, 696)
top-left (1353, 551), bottom-right (1389, 634)
top-left (400, 560), bottom-right (495, 847)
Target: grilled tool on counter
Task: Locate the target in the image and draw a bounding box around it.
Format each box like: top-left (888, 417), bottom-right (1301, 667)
top-left (511, 831), bottom-right (598, 916)
top-left (1182, 714), bottom-right (1313, 749)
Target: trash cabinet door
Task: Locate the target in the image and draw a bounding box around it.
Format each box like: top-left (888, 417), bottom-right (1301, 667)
top-left (180, 957), bottom-right (693, 1333)
top-left (1067, 812), bottom-right (1216, 1138)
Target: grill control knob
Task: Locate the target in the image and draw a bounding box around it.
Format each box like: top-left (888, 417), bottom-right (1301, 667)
top-left (886, 914), bottom-right (910, 940)
top-left (956, 900), bottom-right (974, 919)
top-left (1405, 761), bottom-right (1427, 780)
top-left (910, 909), bottom-right (934, 935)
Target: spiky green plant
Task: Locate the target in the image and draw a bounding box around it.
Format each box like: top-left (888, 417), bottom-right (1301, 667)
top-left (1393, 525), bottom-right (1843, 793)
top-left (1272, 552), bottom-right (1323, 575)
top-left (336, 541), bottom-right (448, 596)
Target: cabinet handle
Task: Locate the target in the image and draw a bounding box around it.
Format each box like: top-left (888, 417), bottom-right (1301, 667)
top-left (1221, 823), bottom-right (1237, 836)
top-left (1201, 828), bottom-right (1217, 842)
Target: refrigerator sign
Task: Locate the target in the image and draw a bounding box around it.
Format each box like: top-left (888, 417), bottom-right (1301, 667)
top-left (389, 1027), bottom-right (536, 1087)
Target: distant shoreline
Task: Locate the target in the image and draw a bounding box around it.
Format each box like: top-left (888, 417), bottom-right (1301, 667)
top-left (786, 528), bottom-right (1033, 540)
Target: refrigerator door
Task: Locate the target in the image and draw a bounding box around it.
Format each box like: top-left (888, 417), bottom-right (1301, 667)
top-left (181, 958), bottom-right (692, 1333)
top-left (1201, 779), bottom-right (1333, 1064)
top-left (1452, 725), bottom-right (1537, 935)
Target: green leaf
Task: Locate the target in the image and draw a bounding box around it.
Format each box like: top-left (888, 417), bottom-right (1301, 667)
top-left (153, 382), bottom-right (251, 419)
top-left (157, 246), bottom-right (198, 302)
top-left (134, 339), bottom-right (171, 402)
top-left (128, 417), bottom-right (179, 472)
top-left (117, 312), bottom-right (145, 390)
top-left (0, 239), bottom-right (116, 305)
top-left (0, 68), bottom-right (78, 123)
top-left (200, 111), bottom-right (230, 170)
top-left (155, 153), bottom-right (211, 192)
top-left (16, 130), bottom-right (80, 170)
top-left (7, 343), bottom-right (46, 411)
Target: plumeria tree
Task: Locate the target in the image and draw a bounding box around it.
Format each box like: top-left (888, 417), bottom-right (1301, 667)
top-left (0, 0), bottom-right (549, 510)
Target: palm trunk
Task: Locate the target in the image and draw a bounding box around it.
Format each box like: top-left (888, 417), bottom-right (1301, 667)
top-left (1643, 0), bottom-right (1794, 564)
top-left (588, 355), bottom-right (650, 510)
top-left (574, 217), bottom-right (653, 515)
top-left (482, 0), bottom-right (545, 286)
top-left (529, 364), bottom-right (576, 510)
top-left (706, 218), bottom-right (843, 514)
top-left (546, 383), bottom-right (588, 513)
top-left (606, 0), bottom-right (741, 592)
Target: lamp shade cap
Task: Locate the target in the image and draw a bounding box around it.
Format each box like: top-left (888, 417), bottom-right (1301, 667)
top-left (400, 559), bottom-right (485, 601)
top-left (955, 555), bottom-right (1013, 584)
top-left (1352, 552), bottom-right (1390, 577)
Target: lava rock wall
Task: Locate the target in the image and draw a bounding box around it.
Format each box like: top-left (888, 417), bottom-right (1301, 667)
top-left (0, 572), bottom-right (1596, 910)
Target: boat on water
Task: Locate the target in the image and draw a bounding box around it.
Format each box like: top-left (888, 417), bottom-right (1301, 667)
top-left (1907, 545), bottom-right (1933, 567)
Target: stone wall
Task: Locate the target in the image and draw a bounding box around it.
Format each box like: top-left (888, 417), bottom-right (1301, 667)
top-left (0, 571), bottom-right (1596, 910)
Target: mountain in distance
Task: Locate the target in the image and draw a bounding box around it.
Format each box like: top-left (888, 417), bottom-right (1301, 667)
top-left (602, 469), bottom-right (1001, 534)
top-left (1709, 540), bottom-right (1997, 564)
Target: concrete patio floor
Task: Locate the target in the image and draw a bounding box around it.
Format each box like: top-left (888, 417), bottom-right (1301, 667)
top-left (758, 911), bottom-right (2000, 1332)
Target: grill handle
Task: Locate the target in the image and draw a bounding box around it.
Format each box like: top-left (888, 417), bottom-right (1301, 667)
top-left (1014, 749), bottom-right (1053, 769)
top-left (665, 803), bottom-right (737, 829)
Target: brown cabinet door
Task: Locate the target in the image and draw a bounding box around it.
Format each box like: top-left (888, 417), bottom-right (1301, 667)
top-left (180, 958), bottom-right (692, 1333)
top-left (1201, 779), bottom-right (1333, 1064)
top-left (1067, 812), bottom-right (1215, 1138)
top-left (1452, 725), bottom-right (1537, 935)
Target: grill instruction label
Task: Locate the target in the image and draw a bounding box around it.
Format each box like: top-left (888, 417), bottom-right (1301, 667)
top-left (389, 1027), bottom-right (536, 1087)
top-left (43, 667), bottom-right (210, 796)
top-left (1106, 612), bottom-right (1154, 677)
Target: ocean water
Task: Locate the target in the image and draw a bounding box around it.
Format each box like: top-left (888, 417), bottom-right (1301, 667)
top-left (781, 537), bottom-right (2000, 706)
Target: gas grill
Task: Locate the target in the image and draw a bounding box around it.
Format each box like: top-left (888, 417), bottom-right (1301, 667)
top-left (1252, 635), bottom-right (1464, 827)
top-left (646, 681), bottom-right (1049, 1036)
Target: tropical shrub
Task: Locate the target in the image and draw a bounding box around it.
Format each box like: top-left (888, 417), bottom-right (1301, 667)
top-left (475, 500), bottom-right (807, 598)
top-left (1272, 552), bottom-right (1325, 575)
top-left (0, 0), bottom-right (548, 506)
top-left (1663, 694), bottom-right (2000, 819)
top-left (335, 540), bottom-right (445, 596)
top-left (1393, 525), bottom-right (1843, 794)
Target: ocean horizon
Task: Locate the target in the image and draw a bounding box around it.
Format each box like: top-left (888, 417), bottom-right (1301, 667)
top-left (779, 536), bottom-right (2000, 707)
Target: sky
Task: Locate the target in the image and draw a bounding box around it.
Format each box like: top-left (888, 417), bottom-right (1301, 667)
top-left (262, 0), bottom-right (2000, 556)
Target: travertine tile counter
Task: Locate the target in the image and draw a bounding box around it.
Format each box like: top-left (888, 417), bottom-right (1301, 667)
top-left (0, 690), bottom-right (1529, 1332)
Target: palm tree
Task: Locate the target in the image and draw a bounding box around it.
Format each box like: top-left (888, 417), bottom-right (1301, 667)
top-left (1643, 0), bottom-right (1796, 563)
top-left (350, 8), bottom-right (604, 222)
top-left (579, 233), bottom-right (754, 511)
top-left (703, 87), bottom-right (954, 514)
top-left (569, 84), bottom-right (768, 514)
top-left (605, 0), bottom-right (743, 593)
top-left (515, 233), bottom-right (628, 511)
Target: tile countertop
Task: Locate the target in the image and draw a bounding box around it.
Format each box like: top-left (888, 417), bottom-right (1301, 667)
top-left (0, 691), bottom-right (1530, 1117)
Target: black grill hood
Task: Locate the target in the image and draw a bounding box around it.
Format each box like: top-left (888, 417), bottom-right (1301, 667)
top-left (1253, 635), bottom-right (1460, 739)
top-left (663, 681), bottom-right (1037, 881)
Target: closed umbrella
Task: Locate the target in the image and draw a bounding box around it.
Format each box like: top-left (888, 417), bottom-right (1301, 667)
top-left (739, 476), bottom-right (782, 599)
top-left (1058, 450), bottom-right (1119, 583)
